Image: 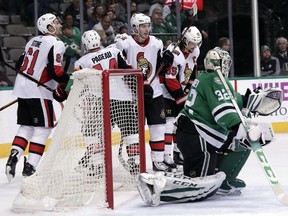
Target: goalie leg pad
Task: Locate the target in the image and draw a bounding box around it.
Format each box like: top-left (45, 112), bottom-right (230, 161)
top-left (160, 172), bottom-right (226, 203)
top-left (136, 172), bottom-right (166, 206)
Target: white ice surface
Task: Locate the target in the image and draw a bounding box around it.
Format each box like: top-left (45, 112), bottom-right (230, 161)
top-left (1, 134), bottom-right (288, 216)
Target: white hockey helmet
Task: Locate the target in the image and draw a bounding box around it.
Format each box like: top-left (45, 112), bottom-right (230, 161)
top-left (182, 26), bottom-right (202, 48)
top-left (204, 47), bottom-right (232, 77)
top-left (82, 30), bottom-right (101, 53)
top-left (37, 13), bottom-right (57, 34)
top-left (130, 13), bottom-right (151, 33)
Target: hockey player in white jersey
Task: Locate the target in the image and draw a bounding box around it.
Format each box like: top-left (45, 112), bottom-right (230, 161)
top-left (5, 13), bottom-right (69, 182)
top-left (73, 30), bottom-right (140, 175)
top-left (116, 13), bottom-right (175, 172)
top-left (161, 26), bottom-right (202, 167)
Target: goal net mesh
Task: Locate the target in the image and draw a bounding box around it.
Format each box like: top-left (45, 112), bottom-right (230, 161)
top-left (13, 68), bottom-right (145, 211)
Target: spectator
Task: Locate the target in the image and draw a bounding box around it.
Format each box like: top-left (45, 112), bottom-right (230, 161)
top-left (64, 0), bottom-right (88, 28)
top-left (163, 39), bottom-right (172, 50)
top-left (151, 7), bottom-right (176, 41)
top-left (218, 37), bottom-right (230, 52)
top-left (260, 45), bottom-right (280, 76)
top-left (93, 13), bottom-right (115, 47)
top-left (88, 4), bottom-right (105, 30)
top-left (84, 0), bottom-right (94, 18)
top-left (119, 25), bottom-right (128, 34)
top-left (107, 1), bottom-right (116, 15)
top-left (149, 0), bottom-right (171, 19)
top-left (0, 63), bottom-right (13, 87)
top-left (107, 10), bottom-right (124, 35)
top-left (95, 30), bottom-right (108, 49)
top-left (130, 1), bottom-right (138, 16)
top-left (115, 0), bottom-right (127, 23)
top-left (165, 3), bottom-right (186, 28)
top-left (273, 37), bottom-right (288, 74)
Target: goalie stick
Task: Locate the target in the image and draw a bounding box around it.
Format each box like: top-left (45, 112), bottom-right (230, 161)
top-left (216, 68), bottom-right (288, 205)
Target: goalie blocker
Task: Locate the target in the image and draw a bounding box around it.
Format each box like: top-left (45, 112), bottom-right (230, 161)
top-left (136, 171), bottom-right (226, 206)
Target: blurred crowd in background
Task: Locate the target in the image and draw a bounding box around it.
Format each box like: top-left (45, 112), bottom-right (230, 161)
top-left (1, 0), bottom-right (288, 86)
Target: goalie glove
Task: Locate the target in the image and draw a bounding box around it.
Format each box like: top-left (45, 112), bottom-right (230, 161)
top-left (53, 83), bottom-right (68, 102)
top-left (245, 87), bottom-right (283, 116)
top-left (234, 120), bottom-right (274, 150)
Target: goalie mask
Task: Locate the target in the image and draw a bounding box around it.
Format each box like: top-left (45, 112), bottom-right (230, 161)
top-left (204, 48), bottom-right (232, 77)
top-left (182, 26), bottom-right (202, 48)
top-left (37, 13), bottom-right (57, 34)
top-left (82, 30), bottom-right (101, 53)
top-left (130, 13), bottom-right (151, 34)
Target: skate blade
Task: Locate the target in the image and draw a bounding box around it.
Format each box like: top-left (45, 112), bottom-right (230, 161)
top-left (5, 166), bottom-right (13, 182)
top-left (216, 188), bottom-right (242, 196)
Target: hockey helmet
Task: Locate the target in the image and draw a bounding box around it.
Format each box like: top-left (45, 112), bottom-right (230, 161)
top-left (82, 30), bottom-right (101, 53)
top-left (204, 47), bottom-right (232, 77)
top-left (130, 13), bottom-right (151, 33)
top-left (37, 13), bottom-right (57, 34)
top-left (182, 26), bottom-right (202, 48)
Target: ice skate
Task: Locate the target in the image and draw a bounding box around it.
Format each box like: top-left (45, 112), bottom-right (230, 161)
top-left (152, 161), bottom-right (172, 172)
top-left (5, 149), bottom-right (19, 182)
top-left (22, 157), bottom-right (36, 177)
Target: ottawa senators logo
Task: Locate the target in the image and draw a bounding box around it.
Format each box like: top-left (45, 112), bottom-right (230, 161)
top-left (184, 67), bottom-right (193, 84)
top-left (137, 52), bottom-right (152, 78)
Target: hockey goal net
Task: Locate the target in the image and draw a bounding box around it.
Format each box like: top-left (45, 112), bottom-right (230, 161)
top-left (13, 68), bottom-right (146, 211)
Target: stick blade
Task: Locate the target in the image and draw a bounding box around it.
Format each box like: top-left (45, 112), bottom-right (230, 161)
top-left (272, 184), bottom-right (288, 205)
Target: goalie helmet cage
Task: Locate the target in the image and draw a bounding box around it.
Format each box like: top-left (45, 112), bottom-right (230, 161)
top-left (12, 68), bottom-right (146, 211)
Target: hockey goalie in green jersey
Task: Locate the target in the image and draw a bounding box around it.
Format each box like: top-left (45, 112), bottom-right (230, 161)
top-left (136, 47), bottom-right (276, 206)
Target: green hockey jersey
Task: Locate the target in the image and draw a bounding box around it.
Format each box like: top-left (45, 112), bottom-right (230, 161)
top-left (180, 71), bottom-right (243, 148)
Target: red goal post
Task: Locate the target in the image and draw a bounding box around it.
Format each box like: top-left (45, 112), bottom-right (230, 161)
top-left (12, 68), bottom-right (146, 211)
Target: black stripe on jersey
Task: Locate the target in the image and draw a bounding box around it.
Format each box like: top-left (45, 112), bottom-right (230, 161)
top-left (213, 105), bottom-right (235, 117)
top-left (196, 124), bottom-right (226, 143)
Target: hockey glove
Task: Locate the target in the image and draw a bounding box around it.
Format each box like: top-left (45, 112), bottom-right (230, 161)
top-left (238, 121), bottom-right (274, 149)
top-left (144, 82), bottom-right (154, 104)
top-left (53, 83), bottom-right (68, 102)
top-left (235, 121), bottom-right (261, 142)
top-left (162, 50), bottom-right (174, 67)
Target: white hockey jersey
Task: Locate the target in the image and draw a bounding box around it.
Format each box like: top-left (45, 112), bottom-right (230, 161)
top-left (13, 35), bottom-right (65, 100)
top-left (116, 35), bottom-right (164, 98)
top-left (180, 45), bottom-right (200, 89)
top-left (74, 46), bottom-right (133, 101)
top-left (161, 43), bottom-right (186, 101)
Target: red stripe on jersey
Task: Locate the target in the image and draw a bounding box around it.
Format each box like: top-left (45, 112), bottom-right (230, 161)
top-left (44, 99), bottom-right (52, 127)
top-left (165, 133), bottom-right (173, 144)
top-left (54, 65), bottom-right (65, 77)
top-left (29, 142), bottom-right (45, 156)
top-left (165, 77), bottom-right (182, 92)
top-left (12, 136), bottom-right (28, 150)
top-left (149, 140), bottom-right (164, 151)
top-left (39, 67), bottom-right (52, 84)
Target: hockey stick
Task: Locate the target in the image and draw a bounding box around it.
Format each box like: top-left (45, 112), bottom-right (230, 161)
top-left (118, 139), bottom-right (132, 173)
top-left (0, 99), bottom-right (18, 111)
top-left (216, 68), bottom-right (288, 205)
top-left (0, 48), bottom-right (53, 92)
